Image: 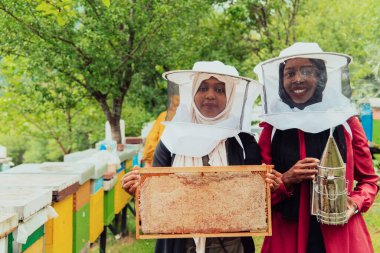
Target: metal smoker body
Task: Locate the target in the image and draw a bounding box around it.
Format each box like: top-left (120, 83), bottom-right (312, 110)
top-left (312, 135), bottom-right (347, 225)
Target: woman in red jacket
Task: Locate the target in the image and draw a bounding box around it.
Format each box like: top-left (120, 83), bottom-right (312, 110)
top-left (254, 42), bottom-right (379, 253)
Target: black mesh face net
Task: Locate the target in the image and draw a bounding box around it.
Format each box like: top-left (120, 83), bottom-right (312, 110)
top-left (341, 65), bottom-right (352, 98)
top-left (166, 80), bottom-right (180, 121)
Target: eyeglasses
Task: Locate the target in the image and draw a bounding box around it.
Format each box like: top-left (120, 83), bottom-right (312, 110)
top-left (283, 66), bottom-right (318, 80)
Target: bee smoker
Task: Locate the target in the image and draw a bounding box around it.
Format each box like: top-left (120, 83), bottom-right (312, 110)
top-left (311, 135), bottom-right (347, 225)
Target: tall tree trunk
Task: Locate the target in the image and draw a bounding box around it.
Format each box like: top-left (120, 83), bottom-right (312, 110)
top-left (94, 92), bottom-right (123, 144)
top-left (108, 115), bottom-right (122, 144)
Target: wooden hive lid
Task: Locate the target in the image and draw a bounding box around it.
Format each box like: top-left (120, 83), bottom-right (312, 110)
top-left (0, 188), bottom-right (52, 220)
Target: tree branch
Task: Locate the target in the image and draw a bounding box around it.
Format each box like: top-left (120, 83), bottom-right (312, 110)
top-left (22, 113), bottom-right (70, 154)
top-left (84, 0), bottom-right (101, 19)
top-left (0, 3), bottom-right (92, 65)
top-left (53, 35), bottom-right (92, 64)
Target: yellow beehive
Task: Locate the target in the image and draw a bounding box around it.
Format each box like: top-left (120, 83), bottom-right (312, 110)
top-left (23, 237), bottom-right (44, 253)
top-left (114, 170), bottom-right (132, 214)
top-left (45, 195), bottom-right (73, 253)
top-left (89, 188), bottom-right (104, 243)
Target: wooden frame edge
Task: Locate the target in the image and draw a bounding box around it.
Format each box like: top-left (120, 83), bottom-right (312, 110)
top-left (135, 186), bottom-right (141, 239)
top-left (138, 230), bottom-right (270, 239)
top-left (139, 165), bottom-right (272, 174)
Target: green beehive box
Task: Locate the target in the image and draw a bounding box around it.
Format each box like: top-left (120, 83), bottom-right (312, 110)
top-left (104, 187), bottom-right (115, 226)
top-left (73, 203), bottom-right (90, 253)
top-left (7, 233), bottom-right (13, 253)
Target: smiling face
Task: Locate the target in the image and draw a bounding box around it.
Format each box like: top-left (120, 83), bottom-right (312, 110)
top-left (194, 76), bottom-right (227, 118)
top-left (282, 58), bottom-right (319, 104)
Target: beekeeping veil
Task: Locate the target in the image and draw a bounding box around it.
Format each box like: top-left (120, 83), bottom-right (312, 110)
top-left (253, 42), bottom-right (357, 133)
top-left (160, 61), bottom-right (262, 157)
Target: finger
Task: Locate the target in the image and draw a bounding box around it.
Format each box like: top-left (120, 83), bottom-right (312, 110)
top-left (266, 177), bottom-right (281, 188)
top-left (300, 157), bottom-right (320, 164)
top-left (122, 170), bottom-right (139, 180)
top-left (346, 207), bottom-right (356, 220)
top-left (293, 168), bottom-right (318, 176)
top-left (129, 181), bottom-right (140, 195)
top-left (272, 169), bottom-right (282, 177)
top-left (287, 169), bottom-right (316, 183)
top-left (132, 181), bottom-right (139, 191)
top-left (121, 174), bottom-right (140, 185)
top-left (297, 162), bottom-right (319, 170)
top-left (123, 173), bottom-right (140, 182)
top-left (122, 180), bottom-right (136, 190)
top-left (123, 184), bottom-right (136, 195)
top-left (302, 174), bottom-right (316, 181)
top-left (298, 171), bottom-right (318, 180)
top-left (265, 178), bottom-right (277, 186)
top-left (302, 168), bottom-right (318, 174)
top-left (267, 171), bottom-right (281, 182)
top-left (266, 173), bottom-right (279, 182)
top-left (296, 161), bottom-right (318, 170)
top-left (346, 197), bottom-right (358, 211)
top-left (274, 176), bottom-right (282, 184)
top-left (293, 166), bottom-right (318, 174)
top-left (124, 170), bottom-right (140, 178)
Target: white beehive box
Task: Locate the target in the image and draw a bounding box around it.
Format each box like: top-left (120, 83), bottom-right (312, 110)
top-left (0, 173), bottom-right (79, 201)
top-left (0, 188), bottom-right (52, 220)
top-left (4, 162), bottom-right (94, 185)
top-left (0, 212), bottom-right (18, 238)
top-left (0, 174), bottom-right (78, 194)
top-left (64, 149), bottom-right (110, 179)
top-left (117, 145), bottom-right (138, 162)
top-left (103, 175), bottom-right (118, 191)
top-left (64, 149), bottom-right (98, 162)
top-left (0, 212), bottom-right (18, 253)
top-left (79, 157), bottom-right (107, 179)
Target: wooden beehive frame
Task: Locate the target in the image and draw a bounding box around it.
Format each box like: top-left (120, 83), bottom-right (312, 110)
top-left (136, 165), bottom-right (272, 239)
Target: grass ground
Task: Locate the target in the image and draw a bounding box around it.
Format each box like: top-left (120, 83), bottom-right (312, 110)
top-left (364, 196), bottom-right (380, 251)
top-left (89, 194), bottom-right (380, 253)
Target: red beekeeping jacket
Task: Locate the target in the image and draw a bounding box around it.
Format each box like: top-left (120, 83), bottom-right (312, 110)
top-left (259, 116), bottom-right (379, 253)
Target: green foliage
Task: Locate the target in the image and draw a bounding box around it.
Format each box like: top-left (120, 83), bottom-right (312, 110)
top-left (362, 195), bottom-right (380, 252)
top-left (1, 0), bottom-right (380, 162)
top-left (296, 0), bottom-right (380, 101)
top-left (22, 138), bottom-right (62, 163)
top-left (126, 73), bottom-right (167, 117)
top-left (0, 0), bottom-right (215, 143)
top-left (0, 134), bottom-right (27, 166)
top-left (373, 159), bottom-right (380, 173)
top-left (102, 0), bottom-right (111, 8)
top-left (188, 0), bottom-right (302, 78)
top-left (123, 103), bottom-right (152, 137)
top-left (0, 55), bottom-right (104, 157)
